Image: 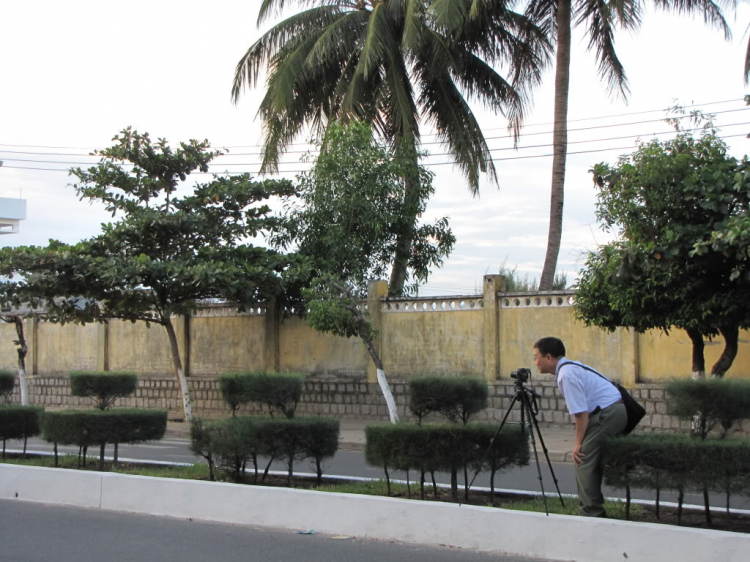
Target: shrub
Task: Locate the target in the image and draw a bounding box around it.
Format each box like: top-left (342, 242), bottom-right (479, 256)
top-left (69, 371), bottom-right (138, 410)
top-left (603, 433), bottom-right (750, 523)
top-left (208, 416), bottom-right (264, 483)
top-left (243, 372), bottom-right (305, 419)
top-left (365, 423), bottom-right (528, 501)
top-left (0, 406), bottom-right (43, 458)
top-left (408, 377), bottom-right (488, 425)
top-left (218, 373), bottom-right (250, 416)
top-left (189, 415), bottom-right (339, 485)
top-left (299, 417), bottom-right (340, 485)
top-left (42, 409), bottom-right (166, 469)
top-left (0, 372), bottom-right (15, 404)
top-left (666, 378), bottom-right (750, 438)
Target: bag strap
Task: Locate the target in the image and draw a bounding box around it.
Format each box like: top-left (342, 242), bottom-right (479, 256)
top-left (558, 361), bottom-right (616, 389)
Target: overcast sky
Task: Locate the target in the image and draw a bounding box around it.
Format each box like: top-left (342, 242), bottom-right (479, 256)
top-left (1, 1), bottom-right (749, 296)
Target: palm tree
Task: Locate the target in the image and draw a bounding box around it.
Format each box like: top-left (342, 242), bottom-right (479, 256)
top-left (232, 0), bottom-right (551, 296)
top-left (523, 0), bottom-right (732, 289)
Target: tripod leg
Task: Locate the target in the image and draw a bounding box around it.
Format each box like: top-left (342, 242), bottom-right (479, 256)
top-left (528, 404), bottom-right (566, 507)
top-left (521, 392), bottom-right (550, 516)
top-left (462, 393), bottom-right (521, 504)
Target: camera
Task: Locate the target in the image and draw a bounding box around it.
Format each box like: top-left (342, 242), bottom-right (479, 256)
top-left (510, 367), bottom-right (531, 383)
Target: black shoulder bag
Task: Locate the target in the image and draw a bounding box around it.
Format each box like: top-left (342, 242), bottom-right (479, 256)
top-left (559, 362), bottom-right (645, 435)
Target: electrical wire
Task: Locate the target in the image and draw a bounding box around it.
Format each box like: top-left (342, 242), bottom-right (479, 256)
top-left (0, 98), bottom-right (744, 152)
top-left (2, 132), bottom-right (746, 174)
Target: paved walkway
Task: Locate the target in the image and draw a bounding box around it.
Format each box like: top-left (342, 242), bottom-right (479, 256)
top-left (166, 419), bottom-right (578, 463)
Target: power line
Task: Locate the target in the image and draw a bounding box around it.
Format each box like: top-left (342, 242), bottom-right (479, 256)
top-left (1, 132), bottom-right (746, 174)
top-left (0, 98), bottom-right (744, 153)
top-left (2, 119), bottom-right (748, 166)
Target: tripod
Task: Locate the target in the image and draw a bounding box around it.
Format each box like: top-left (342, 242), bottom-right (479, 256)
top-left (465, 372), bottom-right (565, 515)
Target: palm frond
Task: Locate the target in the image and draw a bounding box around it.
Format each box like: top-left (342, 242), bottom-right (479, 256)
top-left (575, 0), bottom-right (630, 99)
top-left (415, 37), bottom-right (500, 191)
top-left (233, 6), bottom-right (342, 102)
top-left (401, 0), bottom-right (426, 52)
top-left (745, 27), bottom-right (750, 85)
top-left (650, 0), bottom-right (731, 40)
top-left (429, 0), bottom-right (470, 34)
top-left (257, 0), bottom-right (340, 26)
top-left (525, 0), bottom-right (559, 39)
top-left (305, 10), bottom-right (369, 68)
top-left (606, 0), bottom-right (643, 30)
top-left (356, 2), bottom-right (393, 80)
top-left (379, 50), bottom-right (420, 143)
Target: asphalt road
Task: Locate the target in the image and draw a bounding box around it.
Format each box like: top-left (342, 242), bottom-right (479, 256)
top-left (10, 436), bottom-right (750, 510)
top-left (0, 500), bottom-right (560, 562)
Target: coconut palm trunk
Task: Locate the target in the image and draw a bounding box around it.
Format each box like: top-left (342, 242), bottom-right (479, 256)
top-left (539, 0), bottom-right (571, 290)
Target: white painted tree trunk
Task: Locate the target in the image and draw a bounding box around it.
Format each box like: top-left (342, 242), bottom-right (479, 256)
top-left (176, 366), bottom-right (193, 421)
top-left (376, 368), bottom-right (399, 424)
top-left (18, 367), bottom-right (28, 406)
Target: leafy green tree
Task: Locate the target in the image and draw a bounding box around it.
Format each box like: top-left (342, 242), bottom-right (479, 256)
top-left (435, 0), bottom-right (732, 289)
top-left (233, 0), bottom-right (550, 295)
top-left (0, 129), bottom-right (308, 420)
top-left (575, 119), bottom-right (750, 378)
top-left (277, 121), bottom-right (455, 423)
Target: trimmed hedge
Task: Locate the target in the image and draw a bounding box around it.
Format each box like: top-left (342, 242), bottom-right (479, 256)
top-left (666, 378), bottom-right (750, 437)
top-left (0, 372), bottom-right (15, 404)
top-left (365, 423), bottom-right (528, 502)
top-left (217, 373), bottom-right (249, 416)
top-left (408, 377), bottom-right (488, 425)
top-left (218, 372), bottom-right (304, 419)
top-left (603, 434), bottom-right (750, 523)
top-left (0, 405), bottom-right (43, 458)
top-left (70, 371), bottom-right (138, 410)
top-left (189, 415), bottom-right (339, 485)
top-left (42, 409), bottom-right (167, 469)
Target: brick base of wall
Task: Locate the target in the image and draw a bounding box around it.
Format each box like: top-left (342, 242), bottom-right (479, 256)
top-left (11, 373), bottom-right (750, 436)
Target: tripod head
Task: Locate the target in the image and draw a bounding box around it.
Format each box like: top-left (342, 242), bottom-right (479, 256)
top-left (510, 367), bottom-right (541, 399)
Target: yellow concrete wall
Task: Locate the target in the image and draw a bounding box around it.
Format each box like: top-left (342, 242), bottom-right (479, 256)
top-left (279, 316), bottom-right (366, 374)
top-left (108, 319), bottom-right (183, 375)
top-left (10, 289), bottom-right (750, 382)
top-left (189, 316), bottom-right (266, 375)
top-left (499, 300), bottom-right (637, 384)
top-left (637, 328), bottom-right (750, 382)
top-left (0, 322), bottom-right (20, 371)
top-left (380, 308), bottom-right (484, 377)
top-left (36, 321), bottom-right (102, 373)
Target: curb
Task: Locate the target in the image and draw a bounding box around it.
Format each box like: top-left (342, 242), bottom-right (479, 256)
top-left (1, 463), bottom-right (748, 562)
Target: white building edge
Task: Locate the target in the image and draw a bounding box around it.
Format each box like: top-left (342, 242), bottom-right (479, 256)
top-left (0, 197), bottom-right (26, 234)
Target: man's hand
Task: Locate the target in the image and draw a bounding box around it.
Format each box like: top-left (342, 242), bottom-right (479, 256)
top-left (572, 411), bottom-right (590, 467)
top-left (572, 443), bottom-right (585, 466)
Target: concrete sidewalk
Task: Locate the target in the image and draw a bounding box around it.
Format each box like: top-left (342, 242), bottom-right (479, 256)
top-left (166, 419), bottom-right (578, 463)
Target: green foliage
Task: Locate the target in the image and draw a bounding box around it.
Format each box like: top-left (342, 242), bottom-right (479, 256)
top-left (217, 373), bottom-right (249, 416)
top-left (603, 433), bottom-right (750, 522)
top-left (0, 406), bottom-right (43, 445)
top-left (498, 264), bottom-right (568, 292)
top-left (365, 423), bottom-right (528, 500)
top-left (69, 371), bottom-right (137, 410)
top-left (189, 415), bottom-right (340, 485)
top-left (575, 123), bottom-right (750, 376)
top-left (244, 372), bottom-right (304, 419)
top-left (273, 121), bottom-right (455, 296)
top-left (666, 379), bottom-right (750, 438)
top-left (0, 371), bottom-right (15, 404)
top-left (234, 3), bottom-right (548, 192)
top-left (0, 129), bottom-right (310, 420)
top-left (41, 409), bottom-right (167, 466)
top-left (408, 377), bottom-right (488, 424)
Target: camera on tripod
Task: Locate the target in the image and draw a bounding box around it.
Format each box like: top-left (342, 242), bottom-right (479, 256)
top-left (510, 367), bottom-right (531, 383)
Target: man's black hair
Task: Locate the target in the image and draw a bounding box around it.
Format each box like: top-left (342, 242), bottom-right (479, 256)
top-left (534, 337), bottom-right (566, 358)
